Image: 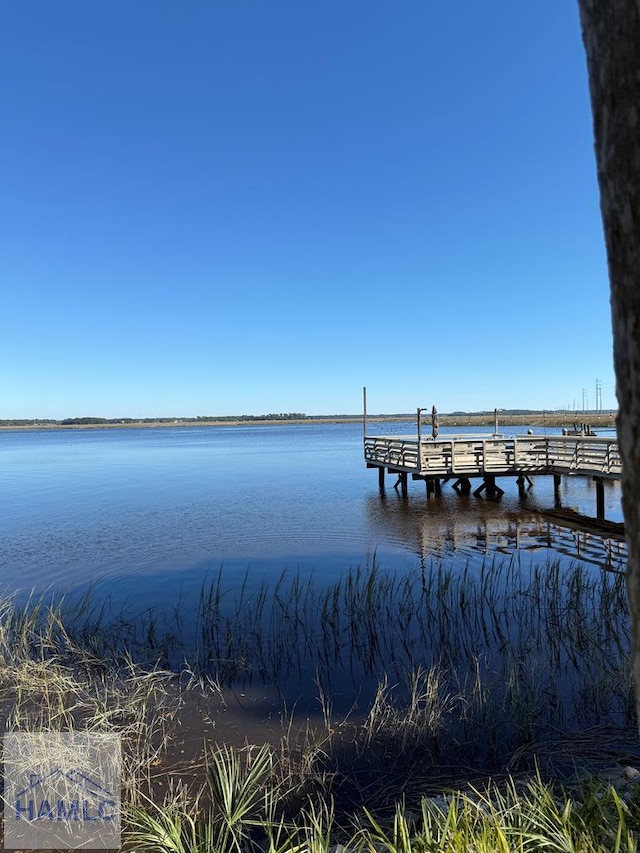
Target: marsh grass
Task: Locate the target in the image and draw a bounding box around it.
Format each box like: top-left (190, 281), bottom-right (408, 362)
top-left (0, 555), bottom-right (635, 848)
top-left (191, 557), bottom-right (630, 693)
top-left (82, 557), bottom-right (630, 722)
top-left (359, 773), bottom-right (639, 853)
top-left (182, 556), bottom-right (633, 772)
top-left (0, 592), bottom-right (180, 807)
top-left (128, 745), bottom-right (640, 853)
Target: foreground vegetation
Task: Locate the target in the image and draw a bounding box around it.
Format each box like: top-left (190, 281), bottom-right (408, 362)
top-left (1, 557), bottom-right (638, 850)
top-left (130, 759), bottom-right (640, 853)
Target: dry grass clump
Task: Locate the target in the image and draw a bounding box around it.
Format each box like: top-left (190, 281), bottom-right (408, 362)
top-left (0, 592), bottom-right (181, 805)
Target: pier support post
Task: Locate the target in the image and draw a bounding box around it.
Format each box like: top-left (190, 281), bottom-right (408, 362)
top-left (594, 476), bottom-right (605, 520)
top-left (554, 474), bottom-right (562, 506)
top-left (378, 466), bottom-right (385, 493)
top-left (474, 475), bottom-right (504, 499)
top-left (425, 478), bottom-right (442, 498)
top-left (473, 480), bottom-right (486, 496)
top-left (452, 477), bottom-right (472, 495)
top-left (486, 475), bottom-right (502, 498)
top-left (516, 475), bottom-right (534, 497)
top-left (393, 472), bottom-right (408, 498)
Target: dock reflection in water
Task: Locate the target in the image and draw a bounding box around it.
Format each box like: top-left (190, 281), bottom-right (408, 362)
top-left (365, 487), bottom-right (626, 573)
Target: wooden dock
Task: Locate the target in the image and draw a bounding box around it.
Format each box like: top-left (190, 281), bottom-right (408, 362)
top-left (364, 432), bottom-right (622, 520)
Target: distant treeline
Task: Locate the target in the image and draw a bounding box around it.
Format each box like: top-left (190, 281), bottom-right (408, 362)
top-left (0, 413), bottom-right (311, 426)
top-left (0, 409), bottom-right (616, 428)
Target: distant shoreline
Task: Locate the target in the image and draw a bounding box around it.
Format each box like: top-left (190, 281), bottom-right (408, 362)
top-left (0, 413), bottom-right (617, 431)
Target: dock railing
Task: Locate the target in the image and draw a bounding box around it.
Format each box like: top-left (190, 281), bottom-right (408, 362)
top-left (364, 433), bottom-right (622, 480)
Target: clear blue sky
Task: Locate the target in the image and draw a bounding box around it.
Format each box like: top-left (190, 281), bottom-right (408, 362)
top-left (1, 1), bottom-right (615, 418)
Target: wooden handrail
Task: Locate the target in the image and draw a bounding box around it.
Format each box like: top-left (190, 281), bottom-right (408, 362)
top-left (364, 434), bottom-right (622, 479)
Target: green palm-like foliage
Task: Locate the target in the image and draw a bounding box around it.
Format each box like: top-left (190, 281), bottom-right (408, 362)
top-left (128, 743), bottom-right (279, 853)
top-left (207, 743), bottom-right (274, 829)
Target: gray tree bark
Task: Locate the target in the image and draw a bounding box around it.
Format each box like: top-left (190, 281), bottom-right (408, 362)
top-left (576, 1), bottom-right (640, 725)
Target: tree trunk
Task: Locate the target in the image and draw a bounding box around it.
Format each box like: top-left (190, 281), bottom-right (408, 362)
top-left (576, 2), bottom-right (640, 726)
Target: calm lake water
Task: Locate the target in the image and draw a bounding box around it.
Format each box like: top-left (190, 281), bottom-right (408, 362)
top-left (0, 421), bottom-right (629, 722)
top-left (0, 421), bottom-right (624, 613)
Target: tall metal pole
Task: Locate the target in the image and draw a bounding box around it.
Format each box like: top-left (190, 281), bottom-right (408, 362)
top-left (363, 386), bottom-right (368, 437)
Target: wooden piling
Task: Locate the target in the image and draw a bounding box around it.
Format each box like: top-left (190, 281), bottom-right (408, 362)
top-left (453, 477), bottom-right (472, 495)
top-left (474, 475), bottom-right (504, 498)
top-left (594, 476), bottom-right (605, 520)
top-left (554, 473), bottom-right (562, 505)
top-left (424, 478), bottom-right (441, 498)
